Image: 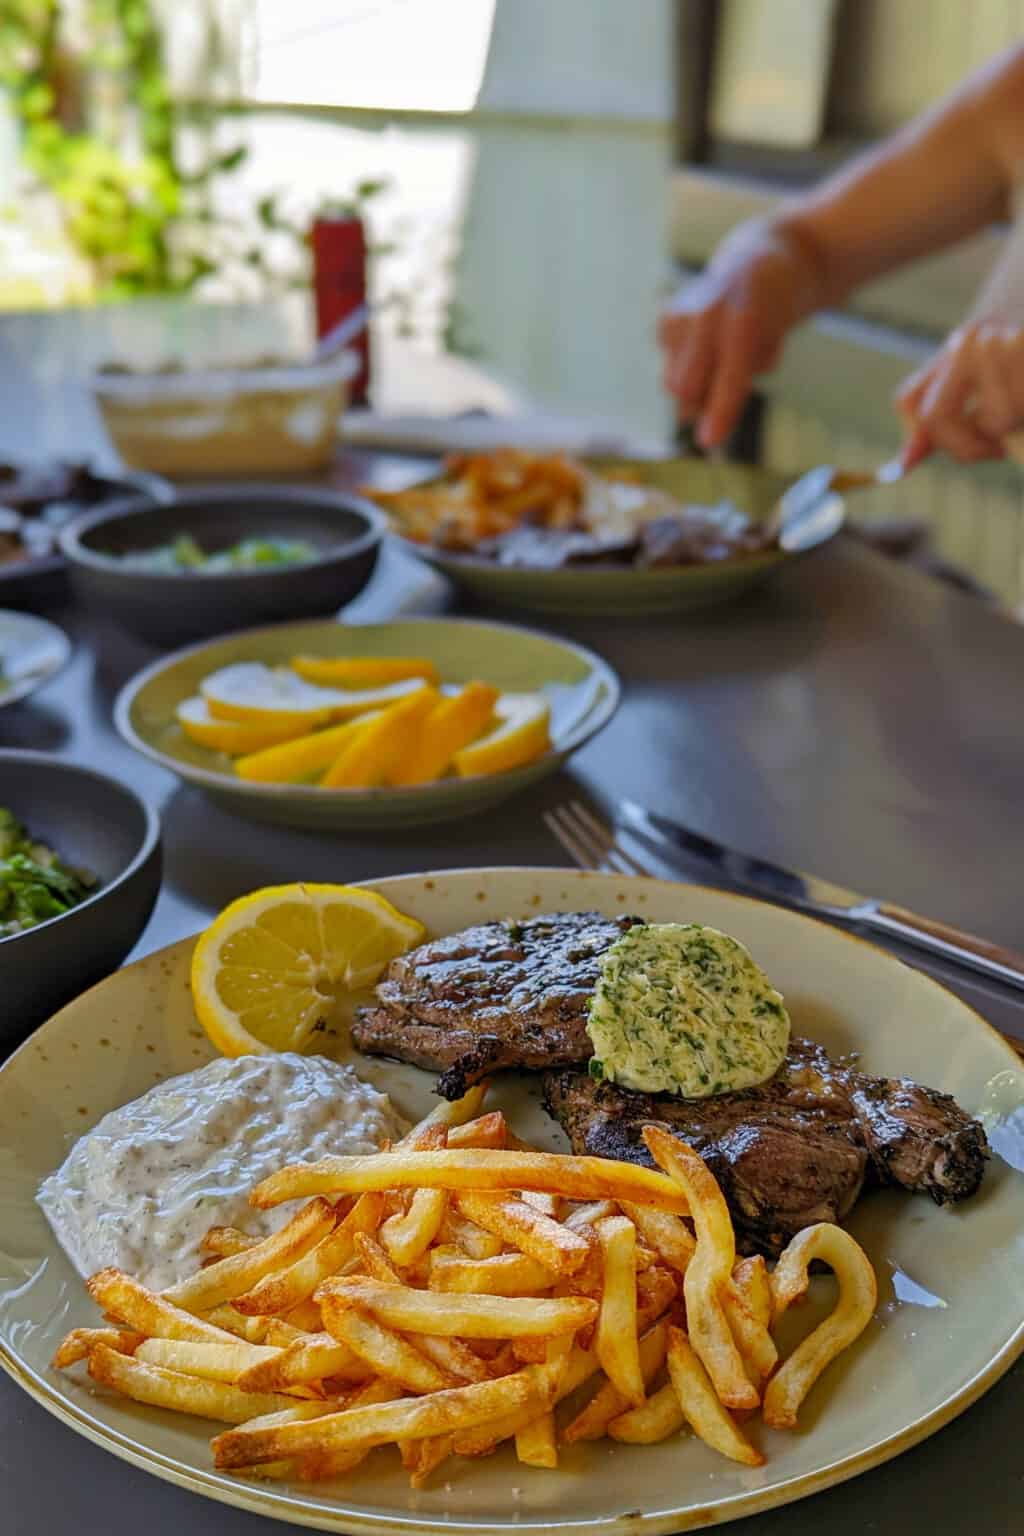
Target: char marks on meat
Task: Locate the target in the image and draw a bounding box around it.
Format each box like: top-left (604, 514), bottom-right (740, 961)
top-left (544, 1040), bottom-right (987, 1257)
top-left (352, 911), bottom-right (641, 1099)
top-left (354, 909), bottom-right (989, 1255)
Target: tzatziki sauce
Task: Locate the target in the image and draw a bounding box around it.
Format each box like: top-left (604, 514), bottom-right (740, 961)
top-left (37, 1052), bottom-right (407, 1290)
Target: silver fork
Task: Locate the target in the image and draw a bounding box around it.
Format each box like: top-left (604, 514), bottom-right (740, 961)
top-left (544, 800), bottom-right (655, 878)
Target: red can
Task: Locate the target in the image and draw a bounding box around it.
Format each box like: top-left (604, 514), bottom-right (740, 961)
top-left (311, 215), bottom-right (370, 405)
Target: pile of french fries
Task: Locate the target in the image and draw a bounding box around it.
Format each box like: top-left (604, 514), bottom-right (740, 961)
top-left (369, 450), bottom-right (587, 550)
top-left (53, 1084), bottom-right (877, 1489)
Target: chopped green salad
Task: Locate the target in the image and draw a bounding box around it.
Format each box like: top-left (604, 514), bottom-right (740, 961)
top-left (118, 535), bottom-right (318, 573)
top-left (0, 807), bottom-right (96, 937)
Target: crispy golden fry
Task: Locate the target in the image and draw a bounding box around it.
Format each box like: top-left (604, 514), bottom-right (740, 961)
top-left (763, 1223), bottom-right (877, 1430)
top-left (163, 1198), bottom-right (336, 1313)
top-left (520, 1190), bottom-right (562, 1219)
top-left (644, 1128), bottom-right (757, 1412)
top-left (399, 1085), bottom-right (487, 1144)
top-left (318, 1277), bottom-right (597, 1340)
top-left (439, 1209), bottom-right (504, 1260)
top-left (87, 1269), bottom-right (240, 1346)
top-left (88, 1343), bottom-right (297, 1424)
top-left (620, 1201), bottom-right (696, 1276)
top-left (251, 1149), bottom-right (690, 1215)
top-left (594, 1215), bottom-right (645, 1409)
top-left (200, 1227), bottom-right (258, 1261)
top-left (564, 1320), bottom-right (670, 1442)
top-left (724, 1256), bottom-right (778, 1385)
top-left (454, 1190), bottom-right (590, 1277)
top-left (51, 1327), bottom-right (143, 1369)
top-left (135, 1338), bottom-right (282, 1384)
top-left (452, 1345), bottom-right (597, 1457)
top-left (563, 1199), bottom-right (619, 1231)
top-left (234, 1193), bottom-right (384, 1317)
top-left (410, 1332), bottom-right (492, 1385)
top-left (607, 1381), bottom-right (685, 1444)
top-left (321, 1296), bottom-right (459, 1393)
top-left (409, 1433), bottom-right (454, 1489)
top-left (666, 1327), bottom-right (764, 1467)
top-left (429, 1251), bottom-right (557, 1297)
top-left (238, 1384), bottom-right (404, 1483)
top-left (510, 1337), bottom-right (548, 1365)
top-left (353, 1232), bottom-right (400, 1283)
top-left (281, 1299), bottom-right (324, 1334)
top-left (380, 1187), bottom-right (448, 1268)
top-left (237, 1330), bottom-right (368, 1393)
top-left (213, 1364), bottom-right (551, 1469)
top-left (446, 1111), bottom-right (508, 1151)
top-left (515, 1409), bottom-right (558, 1468)
top-left (203, 1306), bottom-right (274, 1343)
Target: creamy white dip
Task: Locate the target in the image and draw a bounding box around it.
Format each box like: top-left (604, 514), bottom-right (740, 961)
top-left (37, 1053), bottom-right (406, 1290)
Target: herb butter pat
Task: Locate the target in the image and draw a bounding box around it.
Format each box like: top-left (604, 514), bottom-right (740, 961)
top-left (586, 922), bottom-right (789, 1098)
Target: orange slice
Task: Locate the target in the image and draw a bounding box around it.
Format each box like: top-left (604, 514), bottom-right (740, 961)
top-left (453, 693), bottom-right (551, 778)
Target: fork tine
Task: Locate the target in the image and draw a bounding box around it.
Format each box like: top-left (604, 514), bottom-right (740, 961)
top-left (568, 801), bottom-right (653, 879)
top-left (544, 807), bottom-right (603, 870)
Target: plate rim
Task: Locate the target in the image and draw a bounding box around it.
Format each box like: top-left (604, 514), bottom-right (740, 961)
top-left (112, 616), bottom-right (622, 802)
top-left (2, 868), bottom-right (1022, 1535)
top-left (0, 609), bottom-right (72, 707)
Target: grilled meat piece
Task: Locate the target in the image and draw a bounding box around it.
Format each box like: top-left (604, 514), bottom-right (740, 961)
top-left (544, 1038), bottom-right (988, 1257)
top-left (353, 911), bottom-right (640, 1099)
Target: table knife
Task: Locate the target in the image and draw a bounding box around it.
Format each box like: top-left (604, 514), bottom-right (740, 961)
top-left (617, 798), bottom-right (1024, 995)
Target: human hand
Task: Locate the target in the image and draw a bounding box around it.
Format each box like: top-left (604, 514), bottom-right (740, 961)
top-left (896, 322), bottom-right (1024, 469)
top-left (659, 219), bottom-right (825, 450)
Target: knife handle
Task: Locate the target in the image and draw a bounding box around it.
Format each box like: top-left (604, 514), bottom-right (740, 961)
top-left (870, 902), bottom-right (1024, 994)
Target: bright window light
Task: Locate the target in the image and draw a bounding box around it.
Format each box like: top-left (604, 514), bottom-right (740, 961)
top-left (244, 0), bottom-right (497, 112)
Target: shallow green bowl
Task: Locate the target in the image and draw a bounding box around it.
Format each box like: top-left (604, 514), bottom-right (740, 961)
top-left (392, 457), bottom-right (830, 617)
top-left (114, 617), bottom-right (620, 829)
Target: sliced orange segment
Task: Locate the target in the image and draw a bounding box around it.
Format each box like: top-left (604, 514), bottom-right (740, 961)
top-left (292, 655), bottom-right (440, 688)
top-left (190, 882), bottom-right (426, 1056)
top-left (390, 681), bottom-right (499, 786)
top-left (177, 697), bottom-right (310, 756)
top-left (201, 662), bottom-right (420, 726)
top-left (321, 687), bottom-right (439, 789)
top-left (453, 693), bottom-right (551, 778)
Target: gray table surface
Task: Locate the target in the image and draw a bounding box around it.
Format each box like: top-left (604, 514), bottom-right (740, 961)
top-left (2, 329), bottom-right (1023, 1531)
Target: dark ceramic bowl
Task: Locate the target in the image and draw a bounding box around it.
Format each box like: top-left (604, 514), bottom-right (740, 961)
top-left (0, 751), bottom-right (162, 1049)
top-left (59, 486), bottom-right (385, 645)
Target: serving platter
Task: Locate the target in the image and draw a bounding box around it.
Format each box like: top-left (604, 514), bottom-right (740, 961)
top-left (1, 867), bottom-right (1022, 1536)
top-left (390, 458), bottom-right (830, 618)
top-left (114, 618), bottom-right (620, 829)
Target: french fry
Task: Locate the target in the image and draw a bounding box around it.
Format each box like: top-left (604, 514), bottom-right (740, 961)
top-left (563, 1200), bottom-right (620, 1231)
top-left (724, 1255), bottom-right (778, 1385)
top-left (452, 1345), bottom-right (597, 1457)
top-left (594, 1215), bottom-right (645, 1409)
top-left (763, 1223), bottom-right (877, 1430)
top-left (88, 1343), bottom-right (298, 1424)
top-left (399, 1085), bottom-right (487, 1144)
top-left (353, 1232), bottom-right (401, 1283)
top-left (87, 1270), bottom-right (241, 1346)
top-left (281, 1298), bottom-right (325, 1334)
top-left (163, 1198), bottom-right (336, 1313)
top-left (430, 1251), bottom-right (557, 1296)
top-left (321, 1297), bottom-right (459, 1393)
top-left (237, 1330), bottom-right (368, 1393)
top-left (51, 1327), bottom-right (143, 1369)
top-left (349, 1234), bottom-right (488, 1381)
top-left (135, 1338), bottom-right (283, 1384)
top-left (643, 1128), bottom-right (757, 1412)
top-left (515, 1409), bottom-right (558, 1468)
top-left (665, 1327), bottom-right (764, 1467)
top-left (251, 1149), bottom-right (690, 1215)
top-left (409, 1433), bottom-right (454, 1489)
top-left (202, 1306), bottom-right (272, 1343)
top-left (564, 1321), bottom-right (670, 1442)
top-left (213, 1364), bottom-right (552, 1469)
top-left (380, 1187), bottom-right (448, 1268)
top-left (619, 1201), bottom-right (696, 1275)
top-left (454, 1190), bottom-right (591, 1276)
top-left (607, 1382), bottom-right (685, 1444)
top-left (446, 1111), bottom-right (508, 1150)
top-left (319, 1277), bottom-right (597, 1341)
top-left (235, 1383), bottom-right (404, 1483)
top-left (200, 1227), bottom-right (259, 1261)
top-left (233, 1193), bottom-right (384, 1316)
top-left (439, 1209), bottom-right (504, 1260)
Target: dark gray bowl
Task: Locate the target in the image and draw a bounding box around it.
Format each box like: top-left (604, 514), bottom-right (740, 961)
top-left (0, 751), bottom-right (162, 1050)
top-left (59, 485), bottom-right (385, 645)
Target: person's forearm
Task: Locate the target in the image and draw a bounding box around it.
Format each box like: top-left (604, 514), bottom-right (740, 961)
top-left (770, 45), bottom-right (1024, 314)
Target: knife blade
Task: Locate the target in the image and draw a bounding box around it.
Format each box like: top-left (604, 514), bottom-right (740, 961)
top-left (618, 799), bottom-right (1024, 997)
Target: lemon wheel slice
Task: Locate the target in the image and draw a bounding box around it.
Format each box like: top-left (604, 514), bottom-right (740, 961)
top-left (190, 883), bottom-right (425, 1057)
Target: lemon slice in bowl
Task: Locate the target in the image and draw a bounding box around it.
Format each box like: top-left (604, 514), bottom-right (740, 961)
top-left (190, 882), bottom-right (425, 1056)
top-left (453, 693), bottom-right (551, 777)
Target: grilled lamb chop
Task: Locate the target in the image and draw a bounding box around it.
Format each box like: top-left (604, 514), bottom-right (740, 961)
top-left (353, 911), bottom-right (640, 1099)
top-left (543, 1039), bottom-right (988, 1257)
